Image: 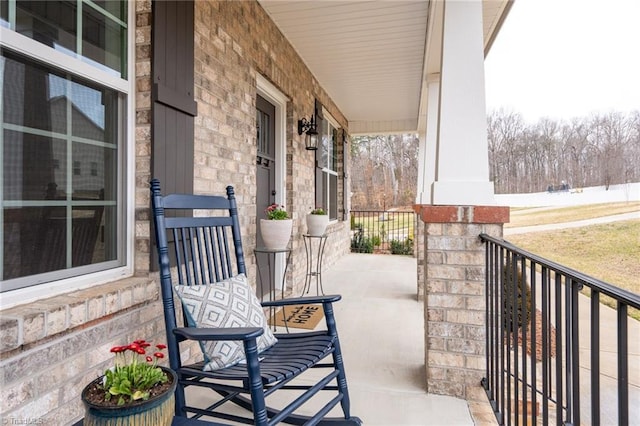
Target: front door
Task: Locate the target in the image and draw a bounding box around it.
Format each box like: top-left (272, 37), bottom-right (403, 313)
top-left (256, 95), bottom-right (276, 298)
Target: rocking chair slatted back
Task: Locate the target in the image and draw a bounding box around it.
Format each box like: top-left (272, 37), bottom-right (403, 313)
top-left (157, 192), bottom-right (246, 286)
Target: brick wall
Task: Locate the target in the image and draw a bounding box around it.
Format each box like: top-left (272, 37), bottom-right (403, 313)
top-left (0, 1), bottom-right (353, 423)
top-left (192, 0), bottom-right (351, 293)
top-left (0, 278), bottom-right (165, 424)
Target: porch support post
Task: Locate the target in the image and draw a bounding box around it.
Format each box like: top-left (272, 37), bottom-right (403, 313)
top-left (431, 0), bottom-right (494, 205)
top-left (413, 206), bottom-right (508, 401)
top-left (412, 0), bottom-right (511, 410)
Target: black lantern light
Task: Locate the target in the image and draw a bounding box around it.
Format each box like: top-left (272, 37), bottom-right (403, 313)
top-left (298, 114), bottom-right (318, 150)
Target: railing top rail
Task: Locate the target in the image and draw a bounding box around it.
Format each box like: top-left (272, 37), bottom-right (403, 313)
top-left (479, 233), bottom-right (640, 310)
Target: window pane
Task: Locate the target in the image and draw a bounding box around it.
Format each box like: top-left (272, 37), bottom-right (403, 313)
top-left (3, 206), bottom-right (64, 279)
top-left (73, 142), bottom-right (117, 200)
top-left (11, 1), bottom-right (126, 78)
top-left (1, 1), bottom-right (9, 28)
top-left (81, 3), bottom-right (127, 78)
top-left (2, 50), bottom-right (122, 283)
top-left (329, 173), bottom-right (338, 219)
top-left (331, 127), bottom-right (338, 171)
top-left (2, 54), bottom-right (67, 133)
top-left (3, 131), bottom-right (67, 201)
top-left (70, 79), bottom-right (119, 142)
top-left (92, 0), bottom-right (127, 22)
top-left (15, 1), bottom-right (77, 52)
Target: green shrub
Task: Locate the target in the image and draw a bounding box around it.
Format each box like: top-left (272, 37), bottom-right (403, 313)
top-left (390, 238), bottom-right (413, 255)
top-left (371, 235), bottom-right (381, 246)
top-left (502, 260), bottom-right (533, 331)
top-left (350, 226), bottom-right (373, 253)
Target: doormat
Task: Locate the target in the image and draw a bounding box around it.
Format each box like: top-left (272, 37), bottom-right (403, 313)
top-left (269, 304), bottom-right (324, 330)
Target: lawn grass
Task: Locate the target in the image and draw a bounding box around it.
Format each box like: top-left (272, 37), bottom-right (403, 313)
top-left (506, 201), bottom-right (640, 228)
top-left (506, 219), bottom-right (640, 319)
top-left (352, 212), bottom-right (415, 239)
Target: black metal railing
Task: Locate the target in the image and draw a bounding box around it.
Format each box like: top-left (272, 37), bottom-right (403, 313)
top-left (480, 234), bottom-right (640, 426)
top-left (350, 210), bottom-right (416, 255)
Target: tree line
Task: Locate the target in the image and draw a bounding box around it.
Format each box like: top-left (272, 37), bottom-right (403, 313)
top-left (488, 109), bottom-right (640, 193)
top-left (349, 110), bottom-right (639, 209)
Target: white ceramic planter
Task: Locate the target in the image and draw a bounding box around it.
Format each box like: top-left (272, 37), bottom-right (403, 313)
top-left (306, 214), bottom-right (329, 236)
top-left (259, 219), bottom-right (292, 249)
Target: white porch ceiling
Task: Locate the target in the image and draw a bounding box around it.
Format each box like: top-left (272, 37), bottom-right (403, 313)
top-left (258, 0), bottom-right (512, 135)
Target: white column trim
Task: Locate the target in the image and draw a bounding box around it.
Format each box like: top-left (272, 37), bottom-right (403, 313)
top-left (431, 0), bottom-right (496, 205)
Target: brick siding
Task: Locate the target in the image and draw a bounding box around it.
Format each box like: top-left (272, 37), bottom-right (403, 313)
top-left (0, 1), bottom-right (351, 423)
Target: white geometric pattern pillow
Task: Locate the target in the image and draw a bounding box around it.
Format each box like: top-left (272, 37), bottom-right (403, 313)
top-left (174, 274), bottom-right (277, 371)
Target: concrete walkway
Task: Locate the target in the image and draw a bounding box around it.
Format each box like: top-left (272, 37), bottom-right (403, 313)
top-left (504, 211), bottom-right (639, 235)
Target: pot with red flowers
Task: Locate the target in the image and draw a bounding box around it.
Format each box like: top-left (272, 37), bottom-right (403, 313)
top-left (81, 339), bottom-right (177, 426)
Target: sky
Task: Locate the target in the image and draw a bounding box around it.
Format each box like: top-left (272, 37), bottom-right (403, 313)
top-left (484, 0), bottom-right (640, 124)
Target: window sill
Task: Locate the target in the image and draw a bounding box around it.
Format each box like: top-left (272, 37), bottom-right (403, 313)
top-left (0, 277), bottom-right (158, 355)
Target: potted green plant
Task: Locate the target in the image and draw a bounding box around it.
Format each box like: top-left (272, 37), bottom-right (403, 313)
top-left (259, 203), bottom-right (293, 249)
top-left (81, 340), bottom-right (177, 426)
top-left (306, 207), bottom-right (329, 236)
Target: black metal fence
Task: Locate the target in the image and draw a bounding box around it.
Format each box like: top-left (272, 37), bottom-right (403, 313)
top-left (480, 234), bottom-right (640, 426)
top-left (350, 210), bottom-right (416, 255)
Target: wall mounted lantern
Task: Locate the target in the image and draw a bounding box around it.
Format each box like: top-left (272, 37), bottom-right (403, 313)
top-left (298, 115), bottom-right (319, 150)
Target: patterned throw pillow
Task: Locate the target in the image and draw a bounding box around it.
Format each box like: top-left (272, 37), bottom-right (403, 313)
top-left (174, 274), bottom-right (277, 371)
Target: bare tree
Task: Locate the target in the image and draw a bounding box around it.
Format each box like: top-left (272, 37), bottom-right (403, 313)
top-left (350, 134), bottom-right (418, 209)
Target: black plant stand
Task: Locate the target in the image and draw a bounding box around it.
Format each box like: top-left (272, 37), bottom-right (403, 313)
top-left (254, 246), bottom-right (292, 331)
top-left (302, 234), bottom-right (327, 296)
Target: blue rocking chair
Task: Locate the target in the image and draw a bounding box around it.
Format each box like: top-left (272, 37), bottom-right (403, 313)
top-left (150, 179), bottom-right (361, 426)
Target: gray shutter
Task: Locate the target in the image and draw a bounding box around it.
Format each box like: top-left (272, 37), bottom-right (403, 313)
top-left (151, 0), bottom-right (197, 195)
top-left (342, 129), bottom-right (349, 221)
top-left (150, 0), bottom-right (197, 271)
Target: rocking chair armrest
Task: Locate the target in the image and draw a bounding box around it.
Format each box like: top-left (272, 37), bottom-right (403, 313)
top-left (261, 294), bottom-right (341, 307)
top-left (173, 326), bottom-right (264, 342)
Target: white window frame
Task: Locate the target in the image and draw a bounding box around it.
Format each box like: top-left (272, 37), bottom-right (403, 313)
top-left (320, 109), bottom-right (339, 222)
top-left (0, 1), bottom-right (135, 308)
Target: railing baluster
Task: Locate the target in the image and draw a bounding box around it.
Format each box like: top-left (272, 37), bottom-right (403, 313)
top-left (618, 302), bottom-right (629, 426)
top-left (529, 260), bottom-right (537, 425)
top-left (518, 256), bottom-right (526, 424)
top-left (541, 266), bottom-right (549, 424)
top-left (591, 289), bottom-right (601, 425)
top-left (499, 247), bottom-right (506, 424)
top-left (555, 273), bottom-right (563, 425)
top-left (570, 279), bottom-right (580, 425)
top-left (493, 242), bottom-right (504, 424)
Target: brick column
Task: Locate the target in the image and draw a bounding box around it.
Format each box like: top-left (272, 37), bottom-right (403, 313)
top-left (414, 204), bottom-right (509, 400)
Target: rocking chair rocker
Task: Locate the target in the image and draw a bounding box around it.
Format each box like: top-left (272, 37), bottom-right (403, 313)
top-left (150, 179), bottom-right (361, 426)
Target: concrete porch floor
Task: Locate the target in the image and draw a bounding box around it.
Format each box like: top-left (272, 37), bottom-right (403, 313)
top-left (316, 253), bottom-right (478, 425)
top-left (186, 253), bottom-right (495, 425)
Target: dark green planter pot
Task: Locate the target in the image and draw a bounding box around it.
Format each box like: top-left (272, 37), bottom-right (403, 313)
top-left (81, 367), bottom-right (177, 426)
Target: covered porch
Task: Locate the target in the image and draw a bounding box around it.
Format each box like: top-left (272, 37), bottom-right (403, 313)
top-left (0, 0), bottom-right (513, 423)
